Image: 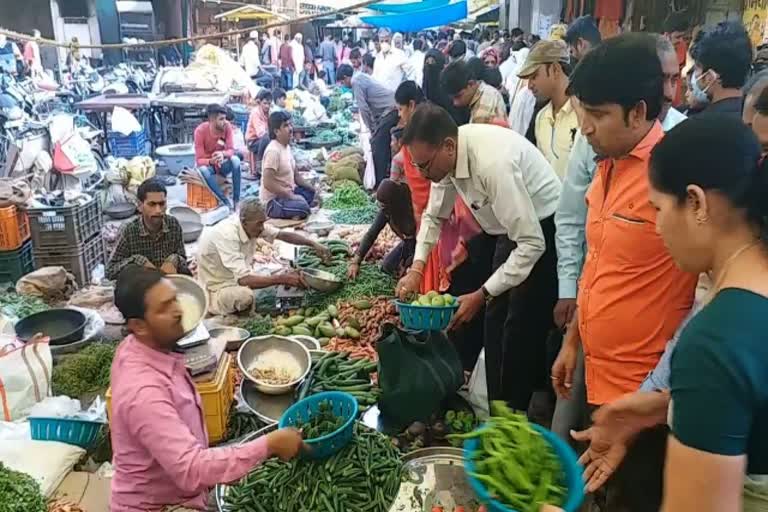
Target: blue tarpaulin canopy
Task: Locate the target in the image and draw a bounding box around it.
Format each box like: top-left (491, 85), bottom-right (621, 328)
top-left (361, 0), bottom-right (467, 31)
top-left (368, 0), bottom-right (450, 13)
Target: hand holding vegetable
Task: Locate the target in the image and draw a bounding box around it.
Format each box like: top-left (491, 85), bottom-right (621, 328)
top-left (265, 428), bottom-right (305, 460)
top-left (312, 243), bottom-right (333, 264)
top-left (396, 266), bottom-right (423, 301)
top-left (279, 271), bottom-right (307, 289)
top-left (347, 260), bottom-right (360, 279)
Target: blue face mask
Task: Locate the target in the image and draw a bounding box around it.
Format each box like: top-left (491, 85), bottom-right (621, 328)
top-left (690, 71), bottom-right (712, 105)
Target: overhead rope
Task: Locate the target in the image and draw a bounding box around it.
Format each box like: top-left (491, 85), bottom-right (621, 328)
top-left (0, 0), bottom-right (379, 51)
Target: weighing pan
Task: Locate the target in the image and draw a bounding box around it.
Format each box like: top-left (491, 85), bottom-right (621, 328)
top-left (15, 308), bottom-right (87, 346)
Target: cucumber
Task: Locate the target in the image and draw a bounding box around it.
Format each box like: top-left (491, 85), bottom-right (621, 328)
top-left (283, 315), bottom-right (305, 327)
top-left (292, 326), bottom-right (313, 336)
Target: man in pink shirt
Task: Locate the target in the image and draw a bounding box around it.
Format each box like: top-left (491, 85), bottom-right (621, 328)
top-left (193, 104), bottom-right (242, 209)
top-left (110, 267), bottom-right (304, 511)
top-left (245, 89), bottom-right (272, 151)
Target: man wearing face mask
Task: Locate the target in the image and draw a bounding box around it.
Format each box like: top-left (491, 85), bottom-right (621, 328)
top-left (373, 28), bottom-right (414, 92)
top-left (690, 21), bottom-right (752, 118)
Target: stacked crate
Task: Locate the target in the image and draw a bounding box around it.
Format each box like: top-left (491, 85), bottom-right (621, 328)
top-left (0, 205), bottom-right (33, 285)
top-left (26, 195), bottom-right (105, 286)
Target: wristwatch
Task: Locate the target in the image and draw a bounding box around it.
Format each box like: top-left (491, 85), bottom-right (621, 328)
top-left (481, 286), bottom-right (493, 303)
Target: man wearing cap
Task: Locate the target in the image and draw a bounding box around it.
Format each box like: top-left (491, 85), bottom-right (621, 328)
top-left (518, 40), bottom-right (578, 180)
top-left (373, 28), bottom-right (414, 92)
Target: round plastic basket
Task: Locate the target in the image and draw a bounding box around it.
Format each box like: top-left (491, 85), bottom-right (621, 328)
top-left (29, 417), bottom-right (104, 449)
top-left (278, 391), bottom-right (358, 459)
top-left (463, 424), bottom-right (584, 512)
top-left (395, 300), bottom-right (459, 331)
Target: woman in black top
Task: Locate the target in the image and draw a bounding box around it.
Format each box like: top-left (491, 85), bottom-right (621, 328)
top-left (422, 49), bottom-right (469, 125)
top-left (347, 179), bottom-right (416, 279)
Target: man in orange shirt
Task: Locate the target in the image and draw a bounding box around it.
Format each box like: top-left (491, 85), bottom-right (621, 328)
top-left (551, 33), bottom-right (697, 512)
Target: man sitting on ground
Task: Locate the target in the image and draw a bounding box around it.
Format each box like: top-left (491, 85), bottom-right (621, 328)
top-left (194, 104), bottom-right (241, 209)
top-left (260, 111), bottom-right (317, 220)
top-left (196, 199), bottom-right (330, 315)
top-left (106, 178), bottom-right (189, 280)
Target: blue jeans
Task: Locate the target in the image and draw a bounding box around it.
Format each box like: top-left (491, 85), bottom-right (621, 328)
top-left (281, 69), bottom-right (293, 89)
top-left (200, 156), bottom-right (241, 208)
top-left (265, 185), bottom-right (315, 219)
top-left (322, 61), bottom-right (336, 84)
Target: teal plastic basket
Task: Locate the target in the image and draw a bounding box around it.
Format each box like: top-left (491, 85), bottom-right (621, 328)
top-left (278, 391), bottom-right (358, 459)
top-left (395, 299), bottom-right (459, 330)
top-left (29, 417), bottom-right (104, 449)
top-left (464, 423), bottom-right (584, 512)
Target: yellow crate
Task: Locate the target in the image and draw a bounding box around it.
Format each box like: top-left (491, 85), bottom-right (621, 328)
top-left (106, 353), bottom-right (235, 445)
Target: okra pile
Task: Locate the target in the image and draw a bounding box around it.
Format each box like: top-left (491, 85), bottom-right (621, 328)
top-left (454, 401), bottom-right (567, 512)
top-left (225, 426), bottom-right (402, 512)
top-left (296, 400), bottom-right (345, 439)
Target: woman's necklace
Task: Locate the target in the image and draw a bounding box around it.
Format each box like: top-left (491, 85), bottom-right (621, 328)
top-left (707, 240), bottom-right (761, 301)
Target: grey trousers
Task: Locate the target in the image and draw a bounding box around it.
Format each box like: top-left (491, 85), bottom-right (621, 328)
top-left (551, 344), bottom-right (590, 441)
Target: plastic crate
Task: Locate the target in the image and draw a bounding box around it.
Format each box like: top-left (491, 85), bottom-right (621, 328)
top-left (279, 391), bottom-right (358, 459)
top-left (106, 353), bottom-right (234, 445)
top-left (0, 205), bottom-right (30, 250)
top-left (107, 128), bottom-right (149, 158)
top-left (0, 238), bottom-right (33, 285)
top-left (228, 104), bottom-right (250, 135)
top-left (187, 182), bottom-right (220, 210)
top-left (26, 196), bottom-right (101, 249)
top-left (29, 417), bottom-right (103, 449)
top-left (33, 233), bottom-right (105, 286)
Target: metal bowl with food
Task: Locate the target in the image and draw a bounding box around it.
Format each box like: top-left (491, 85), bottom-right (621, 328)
top-left (301, 268), bottom-right (342, 293)
top-left (237, 335), bottom-right (311, 395)
top-left (209, 326), bottom-right (250, 351)
top-left (165, 274), bottom-right (208, 335)
top-left (303, 220), bottom-right (335, 237)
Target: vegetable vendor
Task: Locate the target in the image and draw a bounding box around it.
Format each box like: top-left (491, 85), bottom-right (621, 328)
top-left (106, 178), bottom-right (189, 280)
top-left (196, 198), bottom-right (330, 315)
top-left (396, 103), bottom-right (562, 414)
top-left (260, 111), bottom-right (317, 220)
top-left (193, 104), bottom-right (242, 209)
top-left (110, 267), bottom-right (305, 512)
top-left (347, 178), bottom-right (416, 279)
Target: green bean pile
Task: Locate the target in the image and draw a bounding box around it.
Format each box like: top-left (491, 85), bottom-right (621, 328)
top-left (304, 263), bottom-right (396, 311)
top-left (296, 400), bottom-right (344, 439)
top-left (453, 401), bottom-right (567, 512)
top-left (0, 462), bottom-right (46, 512)
top-left (310, 351), bottom-right (379, 412)
top-left (225, 426), bottom-right (402, 512)
top-left (325, 182), bottom-right (371, 210)
top-left (330, 204), bottom-right (379, 225)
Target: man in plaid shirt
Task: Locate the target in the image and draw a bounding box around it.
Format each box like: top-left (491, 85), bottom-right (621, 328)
top-left (106, 179), bottom-right (189, 280)
top-left (441, 59), bottom-right (508, 124)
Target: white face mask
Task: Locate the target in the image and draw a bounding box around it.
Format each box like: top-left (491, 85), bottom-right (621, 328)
top-left (380, 42), bottom-right (391, 53)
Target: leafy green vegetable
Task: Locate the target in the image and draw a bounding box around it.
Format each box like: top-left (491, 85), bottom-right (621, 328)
top-left (51, 343), bottom-right (117, 398)
top-left (325, 181), bottom-right (371, 210)
top-left (0, 293), bottom-right (48, 319)
top-left (0, 462), bottom-right (46, 512)
top-left (305, 263), bottom-right (396, 311)
top-left (240, 315), bottom-right (273, 337)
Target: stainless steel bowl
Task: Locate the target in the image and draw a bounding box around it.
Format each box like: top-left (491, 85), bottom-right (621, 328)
top-left (304, 220), bottom-right (335, 237)
top-left (301, 268), bottom-right (342, 293)
top-left (166, 274), bottom-right (208, 336)
top-left (209, 326), bottom-right (250, 351)
top-left (181, 221), bottom-right (204, 242)
top-left (290, 334), bottom-right (320, 350)
top-left (237, 335), bottom-right (311, 395)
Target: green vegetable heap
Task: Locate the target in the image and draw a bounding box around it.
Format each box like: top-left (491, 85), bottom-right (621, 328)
top-left (296, 400), bottom-right (345, 439)
top-left (271, 304), bottom-right (342, 345)
top-left (0, 293), bottom-right (48, 319)
top-left (241, 315), bottom-right (273, 337)
top-left (330, 204), bottom-right (378, 225)
top-left (453, 401), bottom-right (568, 512)
top-left (311, 129), bottom-right (340, 143)
top-left (310, 351), bottom-right (379, 411)
top-left (225, 426), bottom-right (401, 512)
top-left (296, 239), bottom-right (350, 268)
top-left (324, 181), bottom-right (371, 210)
top-left (52, 343), bottom-right (116, 399)
top-left (0, 462), bottom-right (46, 512)
top-left (304, 263), bottom-right (396, 311)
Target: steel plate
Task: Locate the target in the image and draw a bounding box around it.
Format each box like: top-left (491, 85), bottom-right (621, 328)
top-left (240, 379), bottom-right (295, 424)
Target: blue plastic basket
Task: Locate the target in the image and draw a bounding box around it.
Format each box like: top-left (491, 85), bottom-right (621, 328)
top-left (29, 417), bottom-right (104, 449)
top-left (108, 128), bottom-right (149, 158)
top-left (278, 391), bottom-right (358, 459)
top-left (395, 298), bottom-right (459, 331)
top-left (464, 423), bottom-right (584, 512)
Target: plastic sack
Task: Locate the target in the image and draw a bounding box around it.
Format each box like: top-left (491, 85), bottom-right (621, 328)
top-left (28, 396), bottom-right (82, 419)
top-left (0, 338), bottom-right (52, 421)
top-left (110, 106), bottom-right (142, 135)
top-left (467, 348), bottom-right (489, 419)
top-left (0, 440), bottom-right (85, 497)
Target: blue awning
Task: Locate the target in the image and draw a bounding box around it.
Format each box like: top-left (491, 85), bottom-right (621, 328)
top-left (361, 0), bottom-right (468, 31)
top-left (369, 0), bottom-right (450, 13)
